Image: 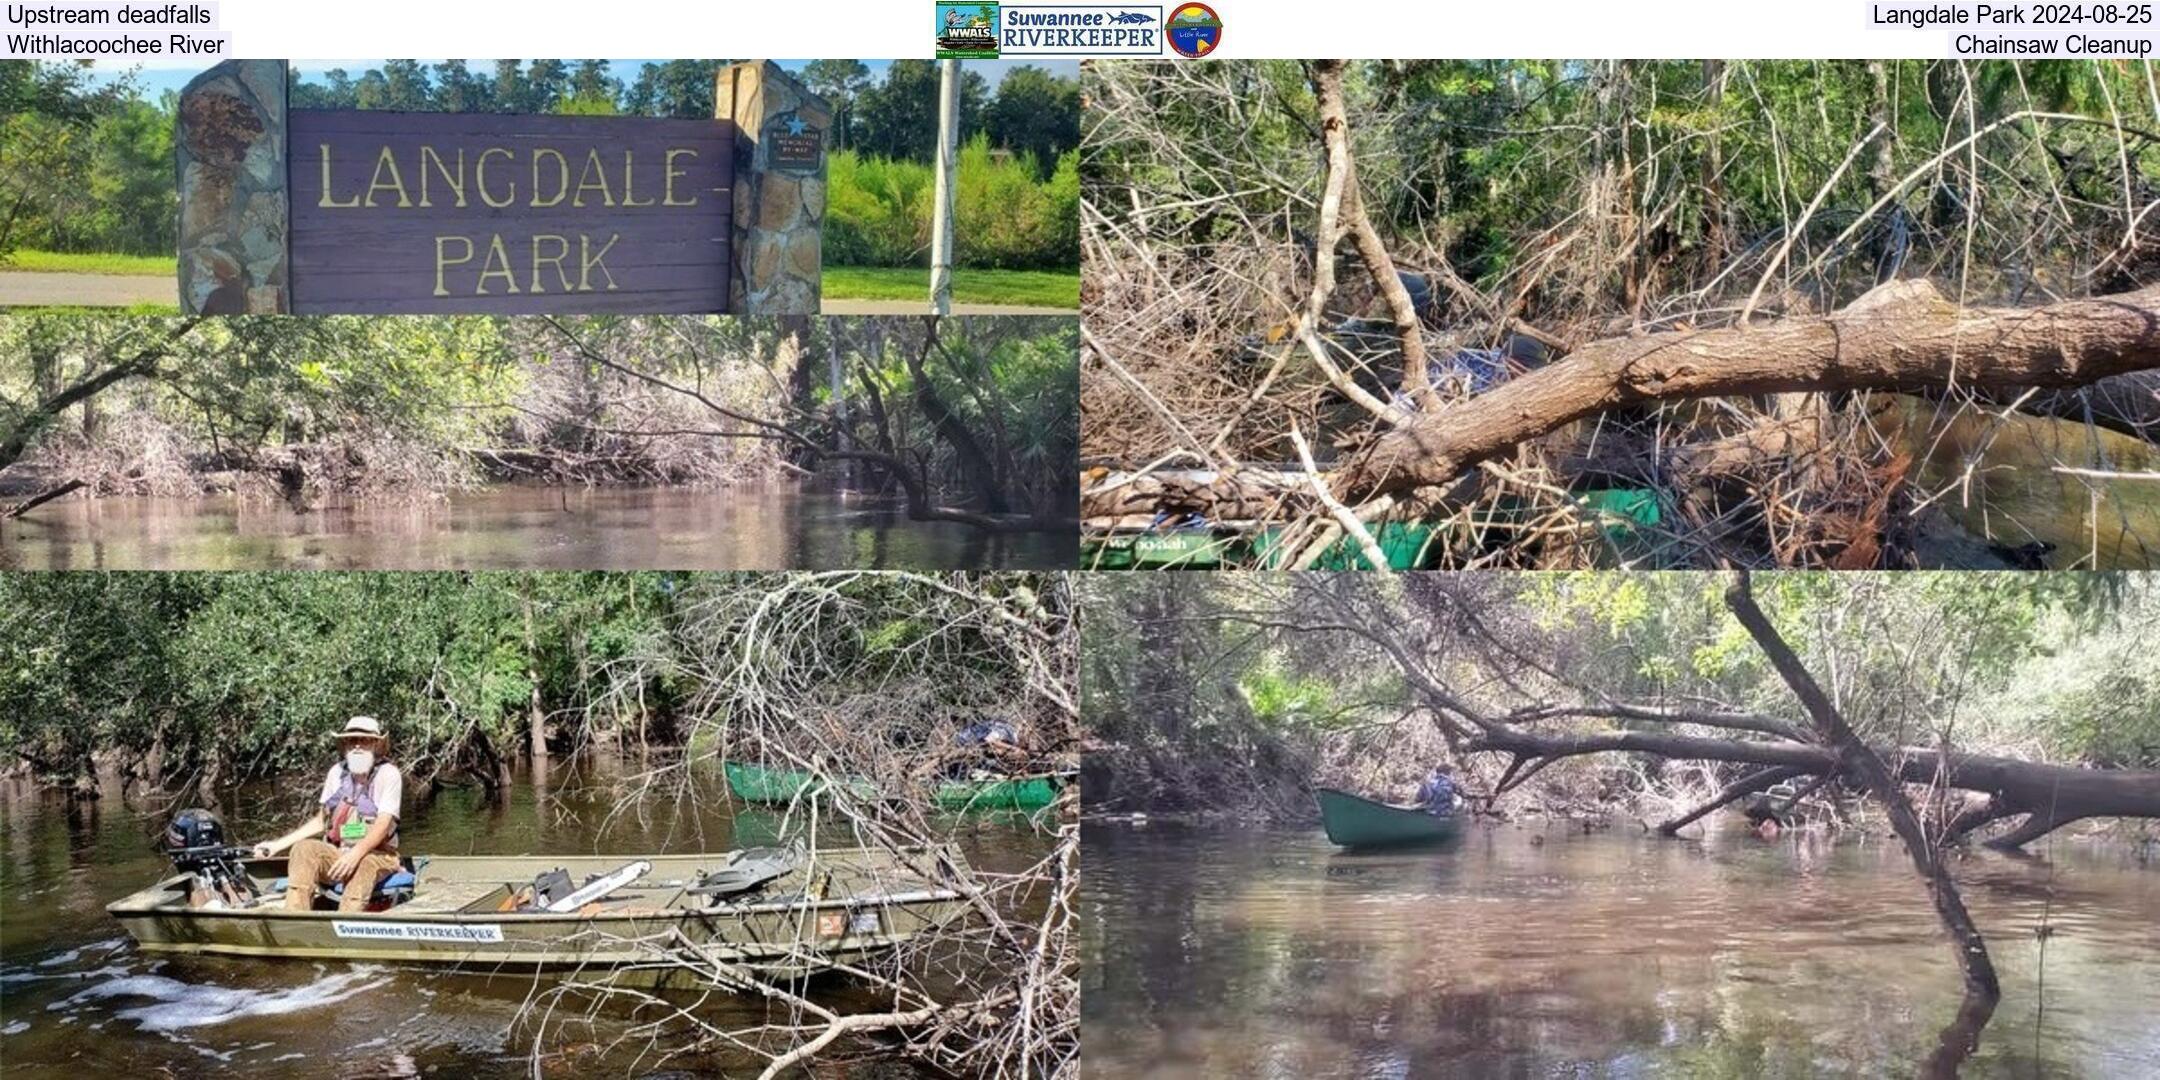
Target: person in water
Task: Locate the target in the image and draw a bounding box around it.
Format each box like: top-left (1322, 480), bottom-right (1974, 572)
top-left (252, 716), bottom-right (404, 912)
top-left (1745, 802), bottom-right (1785, 840)
top-left (1415, 766), bottom-right (1459, 816)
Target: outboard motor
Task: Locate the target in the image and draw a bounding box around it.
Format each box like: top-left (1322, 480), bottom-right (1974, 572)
top-left (161, 808), bottom-right (258, 907)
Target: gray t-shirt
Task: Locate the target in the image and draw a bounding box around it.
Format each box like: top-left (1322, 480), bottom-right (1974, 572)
top-left (319, 762), bottom-right (403, 823)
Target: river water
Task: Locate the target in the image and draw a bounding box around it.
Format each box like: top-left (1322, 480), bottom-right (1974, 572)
top-left (0, 486), bottom-right (1074, 571)
top-left (1895, 402), bottom-right (2160, 568)
top-left (0, 763), bottom-right (1051, 1077)
top-left (1083, 822), bottom-right (2160, 1079)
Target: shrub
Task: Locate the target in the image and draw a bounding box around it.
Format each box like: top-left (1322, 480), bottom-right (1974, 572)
top-left (824, 135), bottom-right (1078, 271)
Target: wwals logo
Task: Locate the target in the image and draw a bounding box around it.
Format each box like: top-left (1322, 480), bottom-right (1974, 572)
top-left (936, 3), bottom-right (1001, 58)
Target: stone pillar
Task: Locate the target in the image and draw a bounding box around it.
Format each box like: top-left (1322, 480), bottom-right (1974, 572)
top-left (176, 60), bottom-right (290, 314)
top-left (715, 62), bottom-right (830, 315)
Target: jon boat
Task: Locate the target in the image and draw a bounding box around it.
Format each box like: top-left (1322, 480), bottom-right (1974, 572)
top-left (108, 846), bottom-right (969, 977)
top-left (1316, 787), bottom-right (1464, 848)
top-left (723, 760), bottom-right (1062, 811)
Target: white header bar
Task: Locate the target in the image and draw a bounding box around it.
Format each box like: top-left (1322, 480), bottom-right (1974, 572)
top-left (9, 1), bottom-right (2131, 63)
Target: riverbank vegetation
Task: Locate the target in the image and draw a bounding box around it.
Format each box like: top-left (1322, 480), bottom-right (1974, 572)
top-left (2, 59), bottom-right (1079, 275)
top-left (0, 314), bottom-right (1077, 534)
top-left (0, 570), bottom-right (1079, 1076)
top-left (1083, 60), bottom-right (2160, 568)
top-left (1082, 570), bottom-right (2160, 1071)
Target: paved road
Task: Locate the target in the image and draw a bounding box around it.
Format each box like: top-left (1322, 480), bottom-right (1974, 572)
top-left (0, 272), bottom-right (172, 308)
top-left (0, 273), bottom-right (1075, 316)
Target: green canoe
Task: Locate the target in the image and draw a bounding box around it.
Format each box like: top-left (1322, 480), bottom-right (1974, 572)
top-left (1080, 531), bottom-right (1232, 569)
top-left (1316, 787), bottom-right (1465, 848)
top-left (724, 761), bottom-right (1062, 811)
top-left (1081, 491), bottom-right (1661, 572)
top-left (1251, 521), bottom-right (1442, 570)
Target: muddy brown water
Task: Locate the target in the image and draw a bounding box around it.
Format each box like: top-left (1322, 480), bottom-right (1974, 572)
top-left (0, 486), bottom-right (1074, 571)
top-left (0, 764), bottom-right (1051, 1078)
top-left (1082, 822), bottom-right (2160, 1079)
top-left (1892, 402), bottom-right (2160, 569)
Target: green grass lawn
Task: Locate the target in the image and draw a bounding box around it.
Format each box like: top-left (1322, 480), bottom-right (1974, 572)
top-left (0, 249), bottom-right (176, 276)
top-left (0, 252), bottom-right (1077, 309)
top-left (4, 303), bottom-right (182, 315)
top-left (822, 266), bottom-right (1078, 308)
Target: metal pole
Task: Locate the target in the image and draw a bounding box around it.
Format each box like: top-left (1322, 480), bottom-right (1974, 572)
top-left (929, 58), bottom-right (960, 315)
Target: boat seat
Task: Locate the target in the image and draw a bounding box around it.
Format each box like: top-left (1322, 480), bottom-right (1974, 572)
top-left (340, 869), bottom-right (417, 903)
top-left (277, 856), bottom-right (428, 911)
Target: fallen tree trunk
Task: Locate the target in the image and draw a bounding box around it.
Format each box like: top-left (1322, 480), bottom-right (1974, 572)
top-left (3, 477), bottom-right (84, 519)
top-left (1080, 466), bottom-right (1305, 522)
top-left (1085, 282), bottom-right (2160, 524)
top-left (1338, 280), bottom-right (2160, 497)
top-left (1467, 724), bottom-right (2160, 849)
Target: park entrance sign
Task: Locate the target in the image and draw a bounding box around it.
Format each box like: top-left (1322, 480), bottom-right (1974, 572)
top-left (288, 112), bottom-right (734, 314)
top-left (176, 60), bottom-right (828, 316)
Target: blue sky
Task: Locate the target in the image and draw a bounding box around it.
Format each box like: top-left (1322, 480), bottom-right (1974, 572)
top-left (107, 58), bottom-right (1078, 98)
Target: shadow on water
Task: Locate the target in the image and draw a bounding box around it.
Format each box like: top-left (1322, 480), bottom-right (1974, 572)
top-left (1081, 822), bottom-right (2160, 1079)
top-left (0, 484), bottom-right (1076, 571)
top-left (0, 761), bottom-right (1049, 1078)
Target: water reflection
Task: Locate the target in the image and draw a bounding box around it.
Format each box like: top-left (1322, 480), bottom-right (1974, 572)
top-left (0, 485), bottom-right (1075, 571)
top-left (1082, 823), bottom-right (2160, 1079)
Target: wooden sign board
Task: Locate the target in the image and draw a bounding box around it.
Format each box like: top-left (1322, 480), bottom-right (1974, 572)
top-left (288, 111), bottom-right (736, 314)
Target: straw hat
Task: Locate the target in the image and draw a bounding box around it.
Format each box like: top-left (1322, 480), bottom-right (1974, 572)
top-left (336, 716), bottom-right (388, 744)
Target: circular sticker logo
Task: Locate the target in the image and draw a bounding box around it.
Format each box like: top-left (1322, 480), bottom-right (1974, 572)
top-left (1167, 3), bottom-right (1222, 58)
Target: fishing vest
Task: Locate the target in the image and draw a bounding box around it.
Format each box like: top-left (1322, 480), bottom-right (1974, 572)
top-left (324, 765), bottom-right (399, 852)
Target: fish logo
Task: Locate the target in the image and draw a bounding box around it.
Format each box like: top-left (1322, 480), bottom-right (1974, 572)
top-left (1166, 2), bottom-right (1221, 58)
top-left (1108, 9), bottom-right (1155, 22)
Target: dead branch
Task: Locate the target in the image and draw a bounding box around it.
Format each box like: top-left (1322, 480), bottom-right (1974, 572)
top-left (1656, 764), bottom-right (1811, 835)
top-left (1724, 569), bottom-right (2001, 1006)
top-left (516, 572), bottom-right (1079, 1078)
top-left (1310, 60), bottom-right (1434, 412)
top-left (3, 477), bottom-right (83, 519)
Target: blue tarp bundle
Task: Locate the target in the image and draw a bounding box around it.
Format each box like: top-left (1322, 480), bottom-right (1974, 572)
top-left (1393, 346), bottom-right (1512, 407)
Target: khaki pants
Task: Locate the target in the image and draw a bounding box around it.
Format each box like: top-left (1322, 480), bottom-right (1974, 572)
top-left (284, 838), bottom-right (401, 913)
